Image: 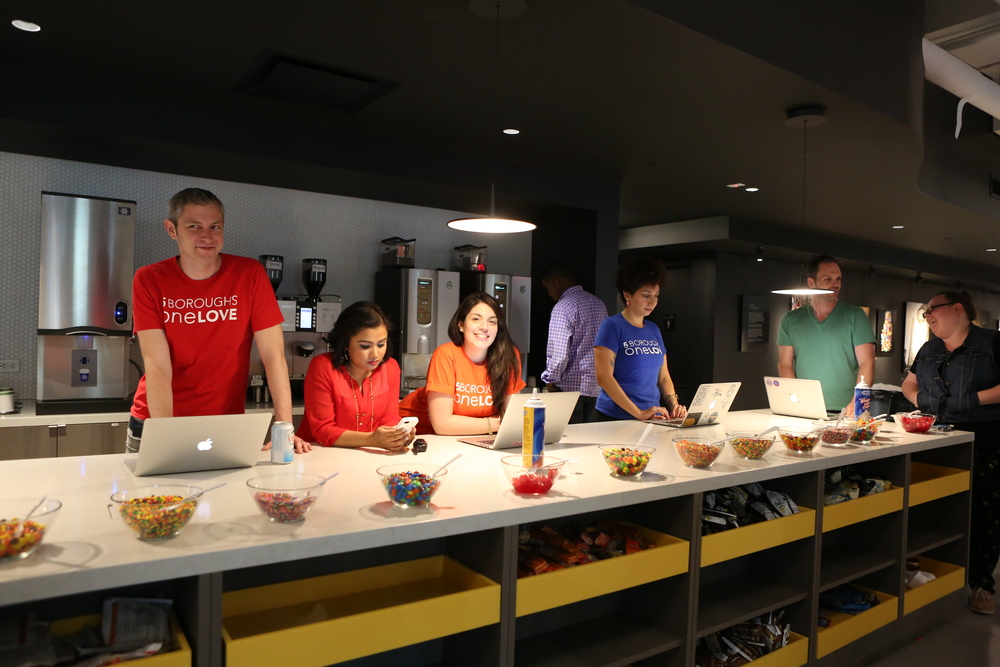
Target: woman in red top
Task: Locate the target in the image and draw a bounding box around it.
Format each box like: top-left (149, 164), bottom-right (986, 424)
top-left (298, 302), bottom-right (413, 450)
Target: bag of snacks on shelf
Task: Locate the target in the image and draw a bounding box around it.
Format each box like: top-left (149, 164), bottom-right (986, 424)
top-left (819, 584), bottom-right (881, 615)
top-left (101, 598), bottom-right (172, 652)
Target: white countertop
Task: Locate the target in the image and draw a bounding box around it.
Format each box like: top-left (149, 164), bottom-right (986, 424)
top-left (0, 411), bottom-right (973, 606)
top-left (0, 400), bottom-right (304, 427)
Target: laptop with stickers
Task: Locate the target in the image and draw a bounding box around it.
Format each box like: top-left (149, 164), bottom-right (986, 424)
top-left (643, 382), bottom-right (742, 428)
top-left (764, 377), bottom-right (830, 420)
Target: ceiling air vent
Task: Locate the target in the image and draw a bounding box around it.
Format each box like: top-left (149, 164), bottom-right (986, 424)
top-left (234, 52), bottom-right (397, 115)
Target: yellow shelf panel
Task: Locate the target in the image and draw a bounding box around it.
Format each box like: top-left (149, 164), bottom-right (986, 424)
top-left (701, 508), bottom-right (816, 567)
top-left (822, 487), bottom-right (903, 532)
top-left (516, 524), bottom-right (688, 617)
top-left (908, 462), bottom-right (970, 506)
top-left (50, 613), bottom-right (191, 667)
top-left (222, 555), bottom-right (500, 667)
top-left (816, 588), bottom-right (897, 658)
top-left (751, 631), bottom-right (808, 667)
top-left (903, 558), bottom-right (966, 615)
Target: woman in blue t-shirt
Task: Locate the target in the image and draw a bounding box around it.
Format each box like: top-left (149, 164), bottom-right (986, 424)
top-left (593, 256), bottom-right (688, 421)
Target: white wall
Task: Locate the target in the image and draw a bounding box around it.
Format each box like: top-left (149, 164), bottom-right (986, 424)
top-left (0, 151), bottom-right (531, 400)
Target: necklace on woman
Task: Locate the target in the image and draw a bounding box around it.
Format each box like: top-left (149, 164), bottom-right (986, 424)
top-left (351, 373), bottom-right (375, 432)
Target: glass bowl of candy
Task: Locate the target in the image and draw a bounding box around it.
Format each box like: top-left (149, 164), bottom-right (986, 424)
top-left (500, 455), bottom-right (566, 495)
top-left (819, 421), bottom-right (853, 447)
top-left (110, 485), bottom-right (201, 541)
top-left (851, 417), bottom-right (884, 444)
top-left (777, 427), bottom-right (821, 454)
top-left (728, 432), bottom-right (775, 460)
top-left (377, 464), bottom-right (446, 508)
top-left (246, 473), bottom-right (327, 523)
top-left (600, 444), bottom-right (655, 476)
top-left (894, 412), bottom-right (936, 434)
top-left (0, 498), bottom-right (61, 560)
top-left (672, 437), bottom-right (724, 468)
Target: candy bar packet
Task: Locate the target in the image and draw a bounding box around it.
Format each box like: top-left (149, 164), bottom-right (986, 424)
top-left (100, 598), bottom-right (172, 653)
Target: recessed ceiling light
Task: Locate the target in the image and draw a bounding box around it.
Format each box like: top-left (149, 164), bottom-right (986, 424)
top-left (726, 183), bottom-right (745, 188)
top-left (745, 187), bottom-right (759, 192)
top-left (12, 19), bottom-right (40, 32)
top-left (892, 225), bottom-right (904, 229)
top-left (502, 128), bottom-right (519, 135)
top-left (988, 248), bottom-right (997, 252)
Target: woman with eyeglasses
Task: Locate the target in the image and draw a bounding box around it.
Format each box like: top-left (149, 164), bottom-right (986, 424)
top-left (902, 290), bottom-right (1000, 616)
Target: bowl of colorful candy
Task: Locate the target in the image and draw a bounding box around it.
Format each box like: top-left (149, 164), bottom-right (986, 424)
top-left (894, 412), bottom-right (937, 434)
top-left (246, 473), bottom-right (326, 523)
top-left (600, 444), bottom-right (655, 476)
top-left (819, 422), bottom-right (853, 447)
top-left (0, 498), bottom-right (61, 560)
top-left (672, 437), bottom-right (724, 468)
top-left (377, 464), bottom-right (446, 508)
top-left (851, 417), bottom-right (884, 444)
top-left (778, 427), bottom-right (821, 454)
top-left (728, 432), bottom-right (775, 460)
top-left (110, 485), bottom-right (201, 541)
top-left (500, 455), bottom-right (566, 495)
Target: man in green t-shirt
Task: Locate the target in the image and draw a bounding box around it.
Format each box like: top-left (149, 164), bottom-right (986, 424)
top-left (777, 255), bottom-right (876, 413)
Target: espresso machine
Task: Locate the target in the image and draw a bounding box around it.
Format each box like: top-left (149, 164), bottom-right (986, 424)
top-left (375, 268), bottom-right (460, 395)
top-left (249, 257), bottom-right (341, 402)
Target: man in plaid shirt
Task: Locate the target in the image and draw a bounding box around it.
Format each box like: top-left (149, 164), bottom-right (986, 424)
top-left (540, 264), bottom-right (609, 423)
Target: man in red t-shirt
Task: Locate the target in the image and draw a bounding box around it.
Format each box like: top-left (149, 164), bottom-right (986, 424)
top-left (127, 188), bottom-right (310, 454)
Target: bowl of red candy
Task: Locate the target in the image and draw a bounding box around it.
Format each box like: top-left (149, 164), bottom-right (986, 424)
top-left (894, 412), bottom-right (936, 434)
top-left (0, 498), bottom-right (61, 560)
top-left (500, 455), bottom-right (566, 495)
top-left (600, 444), bottom-right (655, 476)
top-left (778, 427), bottom-right (820, 454)
top-left (246, 473), bottom-right (326, 523)
top-left (673, 437), bottom-right (725, 468)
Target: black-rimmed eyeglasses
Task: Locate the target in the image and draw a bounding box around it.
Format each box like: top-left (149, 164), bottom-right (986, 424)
top-left (922, 302), bottom-right (956, 318)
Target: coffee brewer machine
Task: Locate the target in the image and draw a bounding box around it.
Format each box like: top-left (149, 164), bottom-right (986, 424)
top-left (249, 257), bottom-right (341, 402)
top-left (375, 268), bottom-right (460, 395)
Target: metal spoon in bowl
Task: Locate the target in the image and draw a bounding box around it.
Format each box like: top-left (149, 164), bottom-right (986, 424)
top-left (172, 482), bottom-right (227, 506)
top-left (319, 472), bottom-right (340, 485)
top-left (14, 496), bottom-right (47, 539)
top-left (431, 453), bottom-right (462, 478)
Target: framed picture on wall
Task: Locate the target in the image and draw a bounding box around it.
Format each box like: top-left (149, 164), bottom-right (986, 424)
top-left (903, 301), bottom-right (930, 372)
top-left (876, 308), bottom-right (896, 356)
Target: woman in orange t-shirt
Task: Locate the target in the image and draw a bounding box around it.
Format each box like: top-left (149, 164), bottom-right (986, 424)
top-left (400, 292), bottom-right (525, 435)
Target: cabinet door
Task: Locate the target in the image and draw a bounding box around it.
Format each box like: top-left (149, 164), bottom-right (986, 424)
top-left (0, 426), bottom-right (58, 460)
top-left (58, 423), bottom-right (125, 457)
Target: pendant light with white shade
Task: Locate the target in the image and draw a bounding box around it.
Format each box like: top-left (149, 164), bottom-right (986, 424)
top-left (771, 106), bottom-right (834, 296)
top-left (448, 0), bottom-right (535, 234)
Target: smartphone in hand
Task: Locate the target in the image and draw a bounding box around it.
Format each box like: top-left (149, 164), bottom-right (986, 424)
top-left (395, 416), bottom-right (418, 431)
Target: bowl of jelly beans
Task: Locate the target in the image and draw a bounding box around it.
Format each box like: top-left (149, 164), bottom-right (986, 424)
top-left (377, 464), bottom-right (446, 508)
top-left (111, 485), bottom-right (201, 540)
top-left (247, 473), bottom-right (327, 523)
top-left (600, 444), bottom-right (655, 476)
top-left (672, 438), bottom-right (724, 468)
top-left (728, 432), bottom-right (776, 460)
top-left (0, 498), bottom-right (61, 560)
top-left (500, 455), bottom-right (566, 495)
top-left (777, 427), bottom-right (820, 454)
top-left (894, 412), bottom-right (936, 434)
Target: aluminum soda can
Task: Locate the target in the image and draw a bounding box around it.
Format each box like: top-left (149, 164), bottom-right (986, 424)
top-left (271, 421), bottom-right (294, 464)
top-left (522, 389), bottom-right (546, 467)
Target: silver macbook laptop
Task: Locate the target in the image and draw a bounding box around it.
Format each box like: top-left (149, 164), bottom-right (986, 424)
top-left (644, 382), bottom-right (741, 428)
top-left (764, 377), bottom-right (829, 420)
top-left (129, 413), bottom-right (273, 476)
top-left (459, 391), bottom-right (580, 450)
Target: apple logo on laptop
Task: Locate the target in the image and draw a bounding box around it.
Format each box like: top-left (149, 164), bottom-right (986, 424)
top-left (197, 438), bottom-right (213, 451)
top-left (790, 394), bottom-right (800, 403)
